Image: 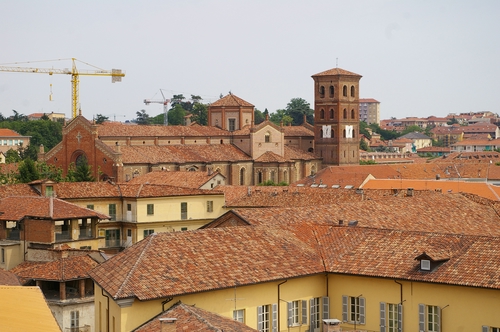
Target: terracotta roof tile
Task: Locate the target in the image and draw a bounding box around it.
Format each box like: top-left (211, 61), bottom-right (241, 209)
top-left (11, 255), bottom-right (99, 282)
top-left (254, 151), bottom-right (288, 163)
top-left (0, 184), bottom-right (38, 198)
top-left (0, 128), bottom-right (22, 137)
top-left (0, 269), bottom-right (21, 285)
top-left (282, 125), bottom-right (314, 137)
top-left (312, 67), bottom-right (362, 77)
top-left (97, 122), bottom-right (231, 138)
top-left (126, 170), bottom-right (222, 188)
top-left (0, 196), bottom-right (109, 221)
top-left (209, 94), bottom-right (254, 107)
top-left (115, 144), bottom-right (252, 164)
top-left (133, 301), bottom-right (258, 332)
top-left (53, 181), bottom-right (121, 199)
top-left (118, 183), bottom-right (219, 198)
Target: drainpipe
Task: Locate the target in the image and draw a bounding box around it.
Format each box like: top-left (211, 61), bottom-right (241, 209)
top-left (277, 280), bottom-right (288, 332)
top-left (394, 280), bottom-right (403, 304)
top-left (101, 287), bottom-right (110, 332)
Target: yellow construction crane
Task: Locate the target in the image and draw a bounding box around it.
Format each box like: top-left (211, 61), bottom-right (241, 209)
top-left (0, 58), bottom-right (125, 118)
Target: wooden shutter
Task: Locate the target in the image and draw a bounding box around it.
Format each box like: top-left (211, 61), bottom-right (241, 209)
top-left (310, 299), bottom-right (315, 331)
top-left (287, 302), bottom-right (292, 327)
top-left (322, 296), bottom-right (330, 320)
top-left (398, 304), bottom-right (403, 332)
top-left (436, 306), bottom-right (441, 332)
top-left (272, 303), bottom-right (278, 332)
top-left (380, 302), bottom-right (386, 332)
top-left (342, 296), bottom-right (348, 322)
top-left (302, 300), bottom-right (307, 325)
top-left (359, 297), bottom-right (366, 325)
top-left (257, 306), bottom-right (263, 331)
top-left (418, 304), bottom-right (425, 332)
top-left (482, 326), bottom-right (489, 332)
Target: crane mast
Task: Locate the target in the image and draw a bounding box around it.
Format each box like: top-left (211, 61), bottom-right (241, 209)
top-left (0, 58), bottom-right (125, 118)
top-left (144, 89), bottom-right (170, 126)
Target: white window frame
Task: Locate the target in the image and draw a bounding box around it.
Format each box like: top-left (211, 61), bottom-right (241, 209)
top-left (258, 304), bottom-right (271, 332)
top-left (233, 309), bottom-right (244, 323)
top-left (419, 304), bottom-right (440, 332)
top-left (380, 302), bottom-right (403, 332)
top-left (207, 200), bottom-right (213, 213)
top-left (70, 310), bottom-right (79, 328)
top-left (342, 295), bottom-right (365, 325)
top-left (147, 204), bottom-right (154, 215)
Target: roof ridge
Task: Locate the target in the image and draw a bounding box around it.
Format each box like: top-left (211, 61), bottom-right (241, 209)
top-left (183, 305), bottom-right (220, 331)
top-left (115, 235), bottom-right (157, 298)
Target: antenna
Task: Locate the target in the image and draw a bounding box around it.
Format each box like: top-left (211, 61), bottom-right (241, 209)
top-left (336, 58), bottom-right (338, 68)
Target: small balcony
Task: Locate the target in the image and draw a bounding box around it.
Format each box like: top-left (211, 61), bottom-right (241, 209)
top-left (65, 326), bottom-right (91, 332)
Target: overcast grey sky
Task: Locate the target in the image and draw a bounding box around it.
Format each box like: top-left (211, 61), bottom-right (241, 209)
top-left (1, 0), bottom-right (499, 122)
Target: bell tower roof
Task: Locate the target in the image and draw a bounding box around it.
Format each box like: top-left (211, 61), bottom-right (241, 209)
top-left (312, 67), bottom-right (362, 78)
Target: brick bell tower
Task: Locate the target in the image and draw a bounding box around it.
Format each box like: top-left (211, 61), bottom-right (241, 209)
top-left (312, 67), bottom-right (362, 166)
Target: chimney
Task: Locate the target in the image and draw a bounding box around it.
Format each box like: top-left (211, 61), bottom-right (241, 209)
top-left (160, 318), bottom-right (177, 332)
top-left (49, 196), bottom-right (54, 218)
top-left (323, 319), bottom-right (342, 332)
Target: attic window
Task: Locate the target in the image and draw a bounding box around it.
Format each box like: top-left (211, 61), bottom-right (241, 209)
top-left (421, 259), bottom-right (431, 271)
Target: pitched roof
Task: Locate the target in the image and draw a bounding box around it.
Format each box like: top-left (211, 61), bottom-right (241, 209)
top-left (0, 196), bottom-right (109, 221)
top-left (399, 132), bottom-right (431, 140)
top-left (0, 269), bottom-right (21, 285)
top-left (359, 98), bottom-right (379, 103)
top-left (284, 145), bottom-right (318, 161)
top-left (97, 122), bottom-right (231, 138)
top-left (126, 170), bottom-right (223, 188)
top-left (360, 179), bottom-right (500, 201)
top-left (51, 181), bottom-right (121, 199)
top-left (209, 94), bottom-right (254, 107)
top-left (0, 128), bottom-right (22, 137)
top-left (114, 144), bottom-right (252, 164)
top-left (89, 226), bottom-right (324, 300)
top-left (254, 151), bottom-right (287, 163)
top-left (11, 254), bottom-right (99, 282)
top-left (0, 183), bottom-right (39, 198)
top-left (133, 301), bottom-right (258, 332)
top-left (312, 67), bottom-right (362, 77)
top-left (0, 286), bottom-right (62, 332)
top-left (117, 183), bottom-right (219, 198)
top-left (282, 125), bottom-right (314, 137)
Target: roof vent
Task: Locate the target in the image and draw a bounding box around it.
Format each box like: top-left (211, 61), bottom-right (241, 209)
top-left (348, 220), bottom-right (358, 227)
top-left (421, 259), bottom-right (431, 271)
top-left (332, 185), bottom-right (340, 189)
top-left (338, 220), bottom-right (344, 225)
top-left (344, 185), bottom-right (354, 189)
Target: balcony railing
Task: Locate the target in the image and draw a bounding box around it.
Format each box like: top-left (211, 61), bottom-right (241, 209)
top-left (6, 229), bottom-right (20, 240)
top-left (78, 227), bottom-right (93, 239)
top-left (105, 239), bottom-right (121, 248)
top-left (65, 325), bottom-right (90, 332)
top-left (55, 230), bottom-right (71, 241)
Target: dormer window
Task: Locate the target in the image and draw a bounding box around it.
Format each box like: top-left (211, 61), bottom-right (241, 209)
top-left (420, 259), bottom-right (431, 271)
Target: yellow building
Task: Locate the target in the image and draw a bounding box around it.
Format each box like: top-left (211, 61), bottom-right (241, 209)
top-left (90, 214), bottom-right (500, 332)
top-left (44, 181), bottom-right (226, 252)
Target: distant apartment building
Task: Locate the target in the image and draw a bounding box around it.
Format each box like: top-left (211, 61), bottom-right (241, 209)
top-left (0, 128), bottom-right (31, 154)
top-left (359, 98), bottom-right (380, 125)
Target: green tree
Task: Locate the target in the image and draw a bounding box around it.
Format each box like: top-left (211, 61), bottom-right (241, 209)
top-left (37, 162), bottom-right (64, 182)
top-left (359, 121), bottom-right (372, 140)
top-left (191, 103), bottom-right (208, 125)
top-left (18, 158), bottom-right (39, 183)
top-left (168, 104), bottom-right (187, 125)
top-left (254, 109), bottom-right (265, 125)
top-left (136, 109), bottom-right (151, 125)
top-left (94, 114), bottom-right (109, 124)
top-left (360, 139), bottom-right (370, 151)
top-left (5, 149), bottom-right (21, 163)
top-left (285, 98), bottom-right (314, 125)
top-left (70, 157), bottom-right (95, 182)
top-left (401, 125), bottom-right (423, 135)
top-left (269, 109), bottom-right (287, 125)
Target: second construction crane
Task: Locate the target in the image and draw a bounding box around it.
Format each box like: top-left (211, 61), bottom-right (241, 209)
top-left (0, 58), bottom-right (125, 118)
top-left (144, 89), bottom-right (170, 126)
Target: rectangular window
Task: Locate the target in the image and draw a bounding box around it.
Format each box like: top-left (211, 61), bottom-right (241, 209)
top-left (181, 202), bottom-right (187, 220)
top-left (427, 305), bottom-right (439, 332)
top-left (87, 204), bottom-right (94, 210)
top-left (127, 204), bottom-right (132, 211)
top-left (108, 204), bottom-right (116, 221)
top-left (233, 309), bottom-right (245, 323)
top-left (310, 297), bottom-right (320, 330)
top-left (419, 304), bottom-right (440, 332)
top-left (143, 229), bottom-right (154, 238)
top-left (491, 327), bottom-right (500, 332)
top-left (228, 118), bottom-right (236, 131)
top-left (342, 295), bottom-right (365, 325)
top-left (1, 248), bottom-right (4, 263)
top-left (381, 303), bottom-right (400, 332)
top-left (147, 204), bottom-right (154, 215)
top-left (258, 305), bottom-right (271, 332)
top-left (181, 227), bottom-right (188, 231)
top-left (70, 310), bottom-right (79, 328)
top-left (207, 200), bottom-right (213, 213)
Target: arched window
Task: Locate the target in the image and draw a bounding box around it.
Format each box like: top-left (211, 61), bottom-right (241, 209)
top-left (343, 85), bottom-right (347, 97)
top-left (239, 168), bottom-right (245, 185)
top-left (319, 86), bottom-right (325, 98)
top-left (329, 86), bottom-right (334, 97)
top-left (343, 129), bottom-right (346, 138)
top-left (311, 165), bottom-right (316, 176)
top-left (351, 85), bottom-right (355, 97)
top-left (320, 109), bottom-right (325, 119)
top-left (351, 109), bottom-right (355, 119)
top-left (265, 132), bottom-right (271, 143)
top-left (329, 109), bottom-right (334, 119)
top-left (343, 109), bottom-right (347, 119)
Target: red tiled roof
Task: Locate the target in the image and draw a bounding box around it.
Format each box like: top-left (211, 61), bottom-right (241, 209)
top-left (133, 301), bottom-right (258, 332)
top-left (282, 125), bottom-right (314, 137)
top-left (0, 269), bottom-right (21, 286)
top-left (90, 226), bottom-right (324, 300)
top-left (126, 170), bottom-right (222, 188)
top-left (118, 183), bottom-right (220, 198)
top-left (52, 181), bottom-right (121, 199)
top-left (0, 184), bottom-right (38, 198)
top-left (284, 145), bottom-right (318, 161)
top-left (312, 67), bottom-right (362, 77)
top-left (115, 144), bottom-right (252, 164)
top-left (11, 255), bottom-right (99, 282)
top-left (359, 98), bottom-right (379, 103)
top-left (209, 94), bottom-right (254, 107)
top-left (97, 122), bottom-right (231, 138)
top-left (0, 129), bottom-right (21, 137)
top-left (0, 196), bottom-right (109, 221)
top-left (254, 151), bottom-right (287, 163)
